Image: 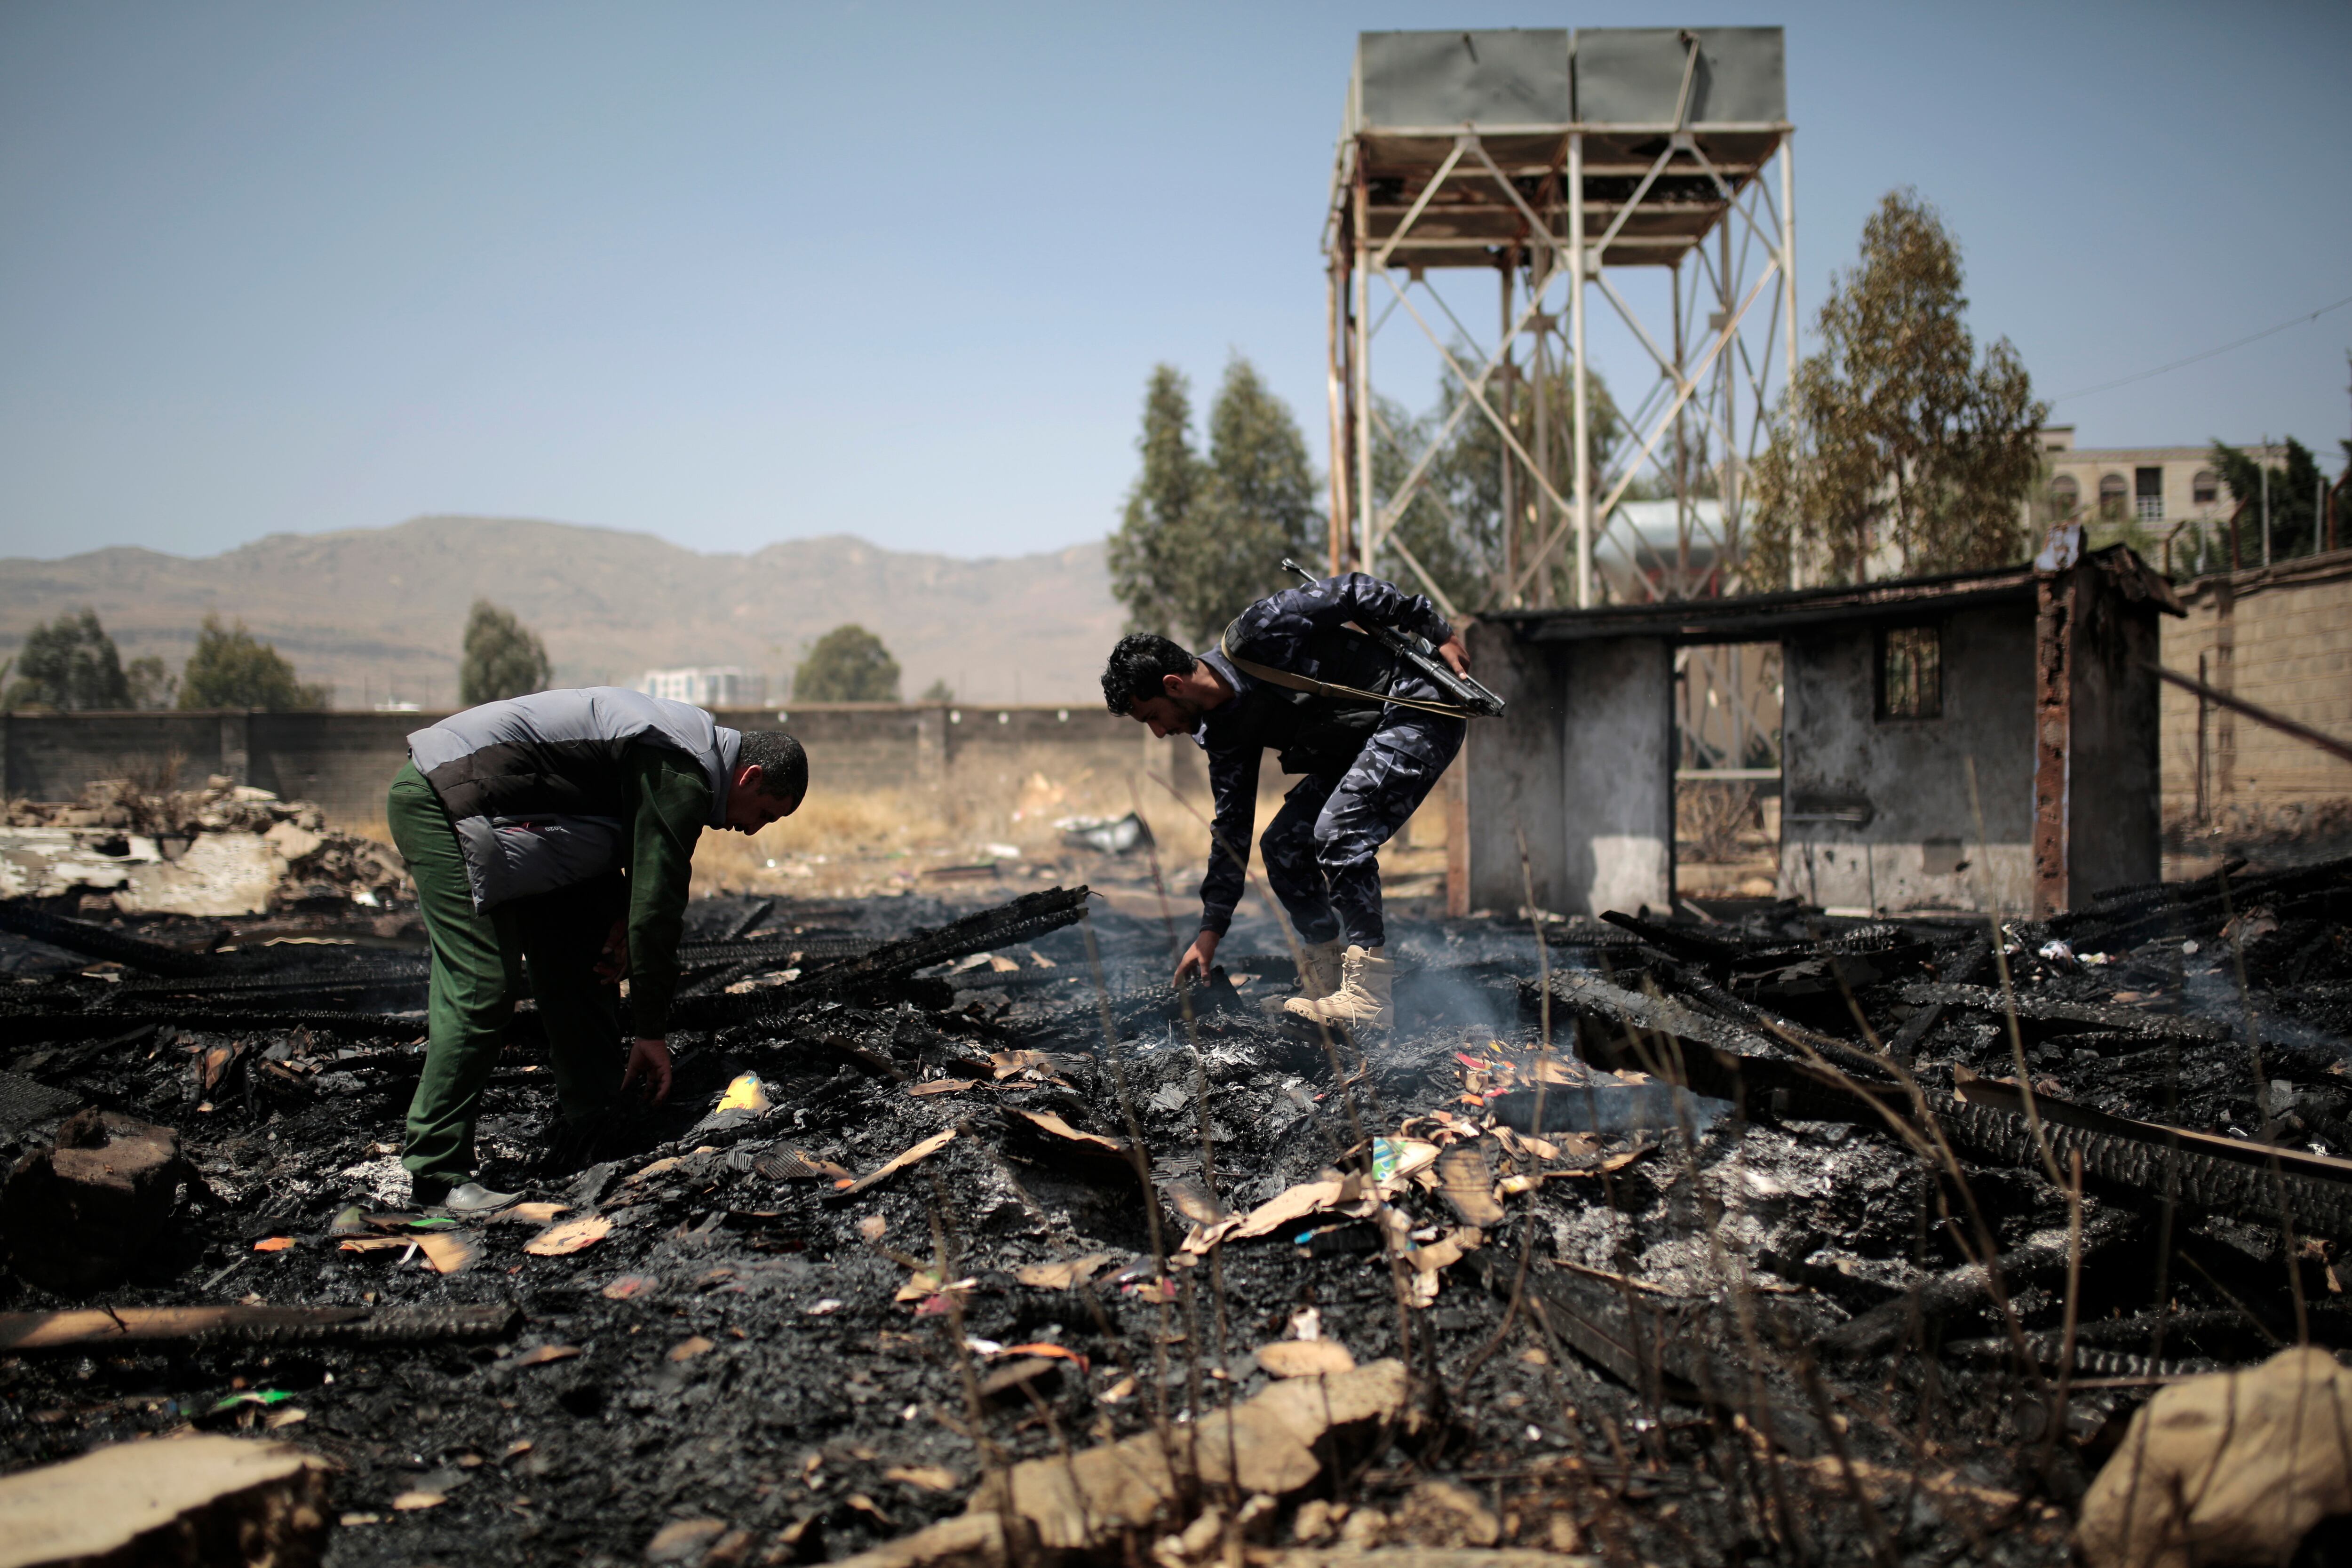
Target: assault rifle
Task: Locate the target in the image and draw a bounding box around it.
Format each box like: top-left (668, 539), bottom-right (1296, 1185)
top-left (1278, 559), bottom-right (1507, 719)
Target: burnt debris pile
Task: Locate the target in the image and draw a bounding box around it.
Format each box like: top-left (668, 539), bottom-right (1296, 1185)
top-left (0, 857), bottom-right (2350, 1566)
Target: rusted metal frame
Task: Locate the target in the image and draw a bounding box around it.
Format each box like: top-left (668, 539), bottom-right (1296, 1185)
top-left (1357, 143), bottom-right (1568, 579)
top-left (1682, 134), bottom-right (1788, 270)
top-left (1671, 252), bottom-right (1694, 597)
top-left (1380, 235), bottom-right (1697, 253)
top-left (1369, 138), bottom-right (1470, 272)
top-left (1365, 265), bottom-right (1572, 579)
top-left (1681, 239), bottom-right (1753, 498)
top-left (1779, 134), bottom-right (1799, 504)
top-left (2032, 565), bottom-right (2077, 918)
top-left (1683, 136), bottom-right (1798, 567)
top-left (1351, 157), bottom-right (1374, 571)
top-left (1361, 401), bottom-right (1465, 623)
top-left (1497, 258), bottom-right (1518, 609)
top-left (1385, 276), bottom-right (1585, 571)
top-left (1449, 122), bottom-right (1610, 529)
top-left (1526, 135), bottom-right (1678, 277)
top-left (1367, 119), bottom-right (1791, 136)
top-left (1505, 262), bottom-right (1777, 606)
top-left (2148, 662), bottom-right (2352, 766)
top-left (1534, 347), bottom-right (1687, 611)
top-left (1368, 198), bottom-right (1738, 221)
top-left (1547, 261), bottom-right (1780, 600)
top-left (1637, 206), bottom-right (1778, 543)
top-left (1325, 134), bottom-right (1356, 574)
top-left (1568, 131), bottom-right (1592, 606)
top-left (1326, 263), bottom-right (1351, 573)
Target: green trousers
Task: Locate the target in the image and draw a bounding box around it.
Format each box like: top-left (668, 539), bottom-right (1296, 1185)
top-left (387, 763), bottom-right (625, 1182)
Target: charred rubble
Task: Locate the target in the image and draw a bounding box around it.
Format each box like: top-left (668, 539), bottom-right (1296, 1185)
top-left (0, 852), bottom-right (2348, 1567)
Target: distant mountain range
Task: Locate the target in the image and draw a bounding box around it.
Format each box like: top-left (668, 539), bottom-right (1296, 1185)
top-left (0, 517), bottom-right (1121, 708)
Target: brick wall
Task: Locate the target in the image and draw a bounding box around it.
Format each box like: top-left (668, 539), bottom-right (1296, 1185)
top-left (2159, 549), bottom-right (2352, 844)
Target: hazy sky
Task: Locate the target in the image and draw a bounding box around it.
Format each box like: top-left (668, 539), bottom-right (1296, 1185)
top-left (3, 0), bottom-right (2347, 564)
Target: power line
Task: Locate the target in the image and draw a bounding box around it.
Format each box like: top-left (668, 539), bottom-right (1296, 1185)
top-left (2047, 293), bottom-right (2352, 404)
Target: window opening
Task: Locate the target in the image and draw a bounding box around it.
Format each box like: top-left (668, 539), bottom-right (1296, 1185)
top-left (2097, 473), bottom-right (2129, 521)
top-left (2135, 466), bottom-right (2163, 522)
top-left (2048, 474), bottom-right (2080, 514)
top-left (2192, 470), bottom-right (2220, 506)
top-left (1878, 625), bottom-right (1941, 720)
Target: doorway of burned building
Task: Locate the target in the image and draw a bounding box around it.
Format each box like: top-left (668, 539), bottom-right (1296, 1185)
top-left (1673, 641), bottom-right (1784, 906)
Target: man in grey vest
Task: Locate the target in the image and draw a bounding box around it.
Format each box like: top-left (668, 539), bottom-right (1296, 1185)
top-left (388, 687), bottom-right (806, 1212)
top-left (1100, 571), bottom-right (1469, 1031)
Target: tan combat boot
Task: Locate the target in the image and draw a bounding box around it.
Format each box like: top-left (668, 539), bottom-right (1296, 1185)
top-left (1282, 945), bottom-right (1393, 1031)
top-left (1260, 938), bottom-right (1345, 1019)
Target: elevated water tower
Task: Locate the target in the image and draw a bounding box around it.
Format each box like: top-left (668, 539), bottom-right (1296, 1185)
top-left (1324, 27), bottom-right (1796, 612)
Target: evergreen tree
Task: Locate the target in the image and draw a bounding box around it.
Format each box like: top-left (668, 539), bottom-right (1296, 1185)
top-left (1749, 190), bottom-right (2046, 587)
top-left (177, 615), bottom-right (330, 710)
top-left (1108, 357), bottom-right (1324, 647)
top-left (1107, 365), bottom-right (1210, 643)
top-left (459, 599), bottom-right (554, 705)
top-left (125, 656), bottom-right (176, 710)
top-left (918, 678), bottom-right (955, 703)
top-left (2211, 437), bottom-right (2327, 564)
top-left (4, 608), bottom-right (131, 710)
top-left (793, 625), bottom-right (900, 702)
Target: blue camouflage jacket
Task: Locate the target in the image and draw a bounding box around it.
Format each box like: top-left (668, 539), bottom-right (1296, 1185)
top-left (1187, 573), bottom-right (1452, 936)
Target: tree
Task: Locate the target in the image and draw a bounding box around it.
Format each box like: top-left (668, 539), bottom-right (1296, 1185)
top-left (918, 678), bottom-right (955, 703)
top-left (793, 625), bottom-right (900, 702)
top-left (178, 615), bottom-right (330, 710)
top-left (2211, 437), bottom-right (2327, 565)
top-left (459, 599), bottom-right (554, 705)
top-left (1107, 357), bottom-right (1323, 646)
top-left (4, 608), bottom-right (131, 709)
top-left (1107, 366), bottom-right (1208, 643)
top-left (125, 655), bottom-right (176, 710)
top-left (1748, 190), bottom-right (2047, 587)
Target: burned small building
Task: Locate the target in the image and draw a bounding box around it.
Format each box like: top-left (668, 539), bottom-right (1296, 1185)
top-left (1458, 538), bottom-right (2185, 918)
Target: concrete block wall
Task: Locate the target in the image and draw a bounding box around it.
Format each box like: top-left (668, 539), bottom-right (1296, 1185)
top-left (1778, 602), bottom-right (2038, 915)
top-left (2159, 550), bottom-right (2352, 838)
top-left (0, 703), bottom-right (1191, 829)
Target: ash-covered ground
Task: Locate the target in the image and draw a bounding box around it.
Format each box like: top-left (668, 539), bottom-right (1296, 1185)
top-left (1, 852), bottom-right (2348, 1567)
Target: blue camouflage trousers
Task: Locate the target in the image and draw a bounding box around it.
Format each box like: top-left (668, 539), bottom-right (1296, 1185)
top-left (1259, 704), bottom-right (1464, 950)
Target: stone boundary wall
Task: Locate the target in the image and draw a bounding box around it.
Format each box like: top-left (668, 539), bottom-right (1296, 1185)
top-left (2158, 549), bottom-right (2352, 847)
top-left (0, 703), bottom-right (1202, 829)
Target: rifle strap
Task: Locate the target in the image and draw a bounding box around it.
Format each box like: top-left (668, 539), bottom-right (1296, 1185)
top-left (1217, 630), bottom-right (1476, 721)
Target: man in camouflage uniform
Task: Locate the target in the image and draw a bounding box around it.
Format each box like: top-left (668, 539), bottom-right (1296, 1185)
top-left (1100, 571), bottom-right (1470, 1030)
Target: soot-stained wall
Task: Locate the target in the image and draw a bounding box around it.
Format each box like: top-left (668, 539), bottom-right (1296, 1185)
top-left (1778, 603), bottom-right (2036, 914)
top-left (1461, 624), bottom-right (1674, 917)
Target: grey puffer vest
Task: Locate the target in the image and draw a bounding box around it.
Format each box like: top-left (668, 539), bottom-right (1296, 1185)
top-left (408, 687), bottom-right (741, 912)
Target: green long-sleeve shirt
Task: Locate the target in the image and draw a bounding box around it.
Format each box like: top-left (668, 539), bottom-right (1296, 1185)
top-left (620, 743), bottom-right (715, 1038)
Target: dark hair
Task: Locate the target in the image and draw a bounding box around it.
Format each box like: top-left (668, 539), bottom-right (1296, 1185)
top-left (1101, 633), bottom-right (1197, 715)
top-left (736, 731), bottom-right (807, 807)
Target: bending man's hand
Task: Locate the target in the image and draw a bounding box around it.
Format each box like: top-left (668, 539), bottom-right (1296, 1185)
top-left (1435, 633), bottom-right (1471, 678)
top-left (621, 1036), bottom-right (673, 1105)
top-left (1173, 929), bottom-right (1221, 989)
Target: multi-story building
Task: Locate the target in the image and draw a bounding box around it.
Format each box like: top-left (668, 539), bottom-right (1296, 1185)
top-left (2037, 426), bottom-right (2284, 526)
top-left (636, 667), bottom-right (766, 709)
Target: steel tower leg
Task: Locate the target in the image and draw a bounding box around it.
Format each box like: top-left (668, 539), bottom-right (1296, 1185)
top-left (1568, 133), bottom-right (1592, 608)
